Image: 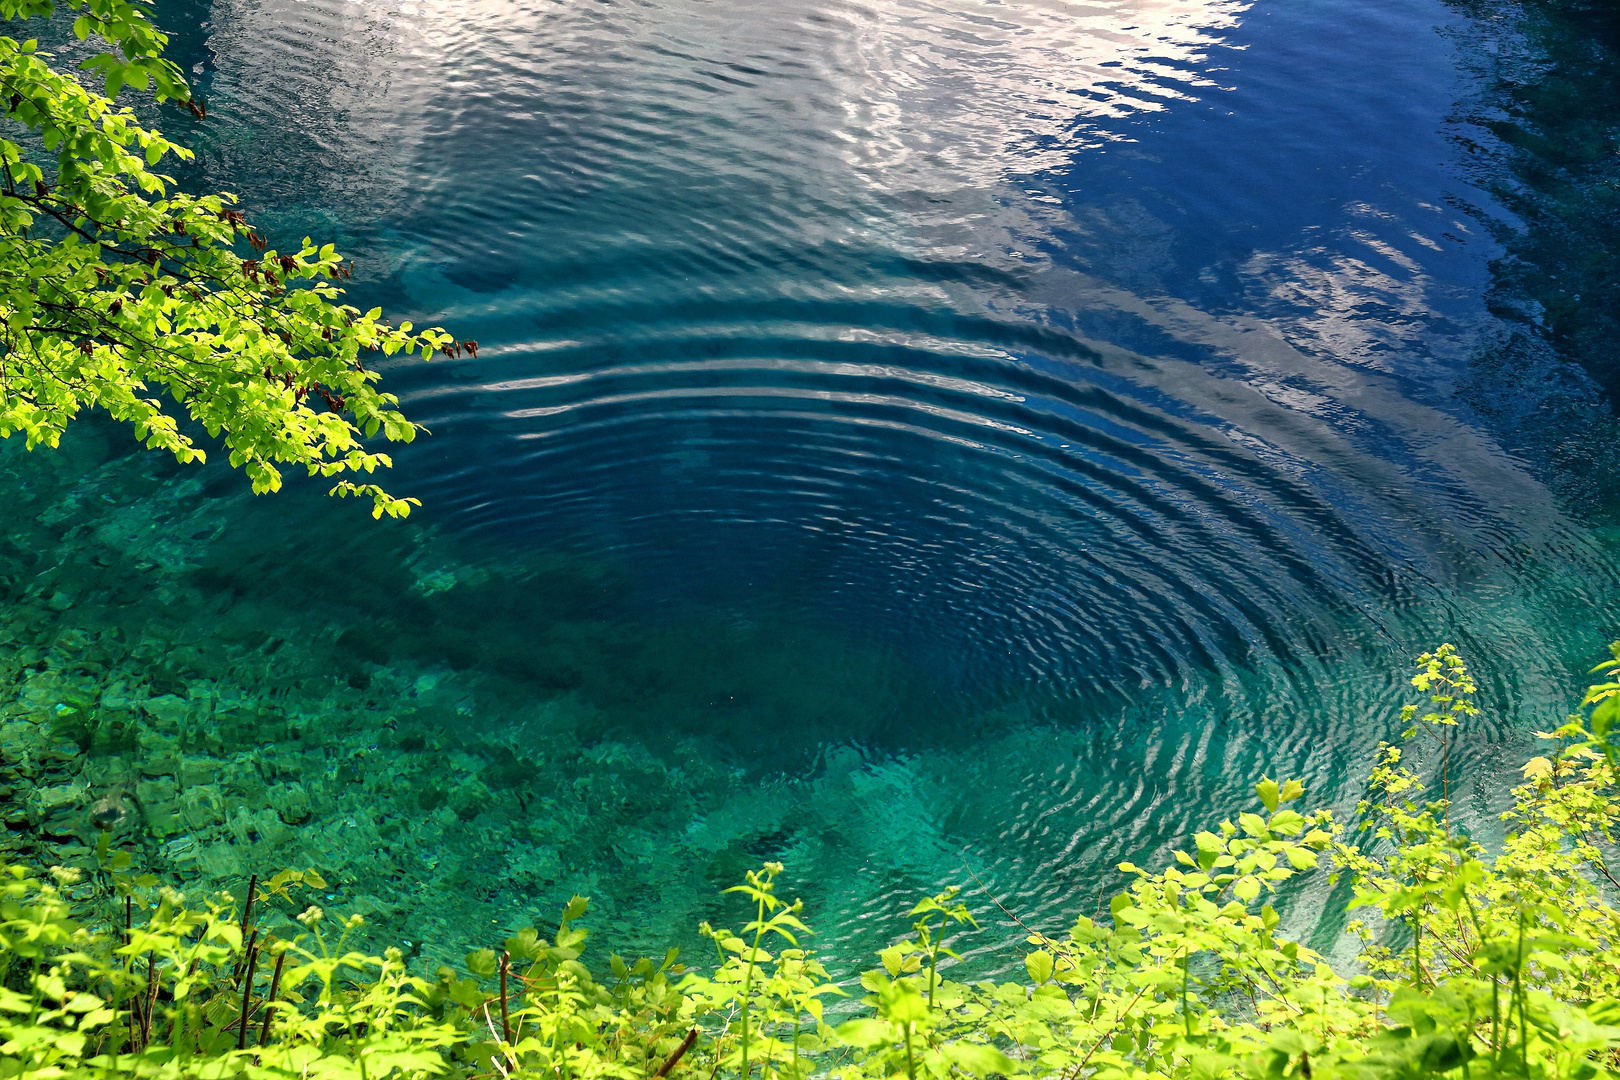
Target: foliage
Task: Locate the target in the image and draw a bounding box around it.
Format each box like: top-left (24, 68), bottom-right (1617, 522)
top-left (0, 0), bottom-right (451, 518)
top-left (5, 644), bottom-right (1620, 1080)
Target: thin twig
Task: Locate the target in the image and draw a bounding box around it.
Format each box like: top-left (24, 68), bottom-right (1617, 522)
top-left (259, 950), bottom-right (285, 1047)
top-left (960, 854), bottom-right (1060, 950)
top-left (241, 873), bottom-right (258, 929)
top-left (481, 1004), bottom-right (512, 1079)
top-left (236, 931), bottom-right (259, 1050)
top-left (499, 951), bottom-right (512, 1043)
top-left (657, 1029), bottom-right (700, 1077)
top-left (141, 952), bottom-right (158, 1047)
top-left (1071, 985), bottom-right (1149, 1078)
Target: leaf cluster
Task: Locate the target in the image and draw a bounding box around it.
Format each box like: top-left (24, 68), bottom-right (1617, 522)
top-left (0, 0), bottom-right (452, 517)
top-left (7, 644), bottom-right (1620, 1080)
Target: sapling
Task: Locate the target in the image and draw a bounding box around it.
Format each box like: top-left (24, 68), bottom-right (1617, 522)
top-left (905, 886), bottom-right (976, 1009)
top-left (722, 862), bottom-right (808, 1079)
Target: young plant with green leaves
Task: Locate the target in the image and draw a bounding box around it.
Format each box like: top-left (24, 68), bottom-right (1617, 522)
top-left (7, 644), bottom-right (1620, 1080)
top-left (0, 0), bottom-right (453, 518)
top-left (688, 862), bottom-right (841, 1080)
top-left (0, 862), bottom-right (464, 1079)
top-left (886, 888), bottom-right (977, 1011)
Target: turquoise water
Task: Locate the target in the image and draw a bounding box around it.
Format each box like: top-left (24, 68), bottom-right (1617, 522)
top-left (3, 0), bottom-right (1619, 974)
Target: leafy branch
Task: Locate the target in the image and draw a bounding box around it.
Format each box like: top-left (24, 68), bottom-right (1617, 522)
top-left (0, 0), bottom-right (461, 517)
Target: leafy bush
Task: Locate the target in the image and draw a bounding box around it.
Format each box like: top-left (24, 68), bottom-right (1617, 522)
top-left (4, 644), bottom-right (1620, 1080)
top-left (0, 0), bottom-right (450, 517)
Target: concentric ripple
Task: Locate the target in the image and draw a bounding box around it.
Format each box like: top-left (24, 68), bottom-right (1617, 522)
top-left (27, 0), bottom-right (1620, 960)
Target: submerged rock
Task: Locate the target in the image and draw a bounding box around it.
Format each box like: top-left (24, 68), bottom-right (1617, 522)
top-left (179, 785), bottom-right (226, 830)
top-left (270, 782), bottom-right (312, 824)
top-left (89, 793), bottom-right (128, 831)
top-left (0, 457), bottom-right (790, 964)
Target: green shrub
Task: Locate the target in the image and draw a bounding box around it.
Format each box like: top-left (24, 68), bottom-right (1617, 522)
top-left (4, 645), bottom-right (1620, 1080)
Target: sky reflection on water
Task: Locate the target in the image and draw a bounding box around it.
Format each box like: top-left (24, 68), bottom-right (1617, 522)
top-left (6, 0), bottom-right (1618, 967)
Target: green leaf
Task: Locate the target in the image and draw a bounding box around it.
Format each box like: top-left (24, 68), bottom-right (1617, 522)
top-left (877, 982), bottom-right (928, 1024)
top-left (942, 1044), bottom-right (1017, 1077)
top-left (1115, 906), bottom-right (1150, 928)
top-left (505, 927), bottom-right (543, 962)
top-left (1024, 950), bottom-right (1054, 984)
top-left (834, 1018), bottom-right (893, 1048)
top-left (1594, 695), bottom-right (1618, 739)
top-left (1256, 776), bottom-right (1281, 813)
top-left (1282, 845), bottom-right (1317, 869)
top-left (465, 948), bottom-right (498, 978)
top-left (1268, 809), bottom-right (1306, 836)
top-left (447, 976), bottom-right (484, 1009)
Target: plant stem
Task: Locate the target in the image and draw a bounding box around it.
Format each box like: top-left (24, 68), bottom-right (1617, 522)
top-left (141, 951), bottom-right (157, 1047)
top-left (656, 1029), bottom-right (699, 1077)
top-left (240, 873), bottom-right (257, 937)
top-left (1413, 916), bottom-right (1422, 990)
top-left (741, 894), bottom-right (767, 1080)
top-left (925, 916), bottom-right (940, 1009)
top-left (1515, 909), bottom-right (1528, 1073)
top-left (259, 950), bottom-right (285, 1047)
top-left (1442, 728), bottom-right (1452, 838)
top-left (237, 930), bottom-right (259, 1050)
top-left (499, 950), bottom-right (511, 1044)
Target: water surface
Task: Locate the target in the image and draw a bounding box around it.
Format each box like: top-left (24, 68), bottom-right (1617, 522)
top-left (3, 0), bottom-right (1618, 971)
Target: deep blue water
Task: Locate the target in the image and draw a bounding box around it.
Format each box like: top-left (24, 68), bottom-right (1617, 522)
top-left (4, 0), bottom-right (1619, 970)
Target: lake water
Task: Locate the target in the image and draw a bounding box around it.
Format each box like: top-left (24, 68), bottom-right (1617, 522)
top-left (2, 0), bottom-right (1617, 972)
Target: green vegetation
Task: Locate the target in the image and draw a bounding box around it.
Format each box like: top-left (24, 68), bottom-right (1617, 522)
top-left (0, 0), bottom-right (446, 518)
top-left (3, 644), bottom-right (1620, 1080)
